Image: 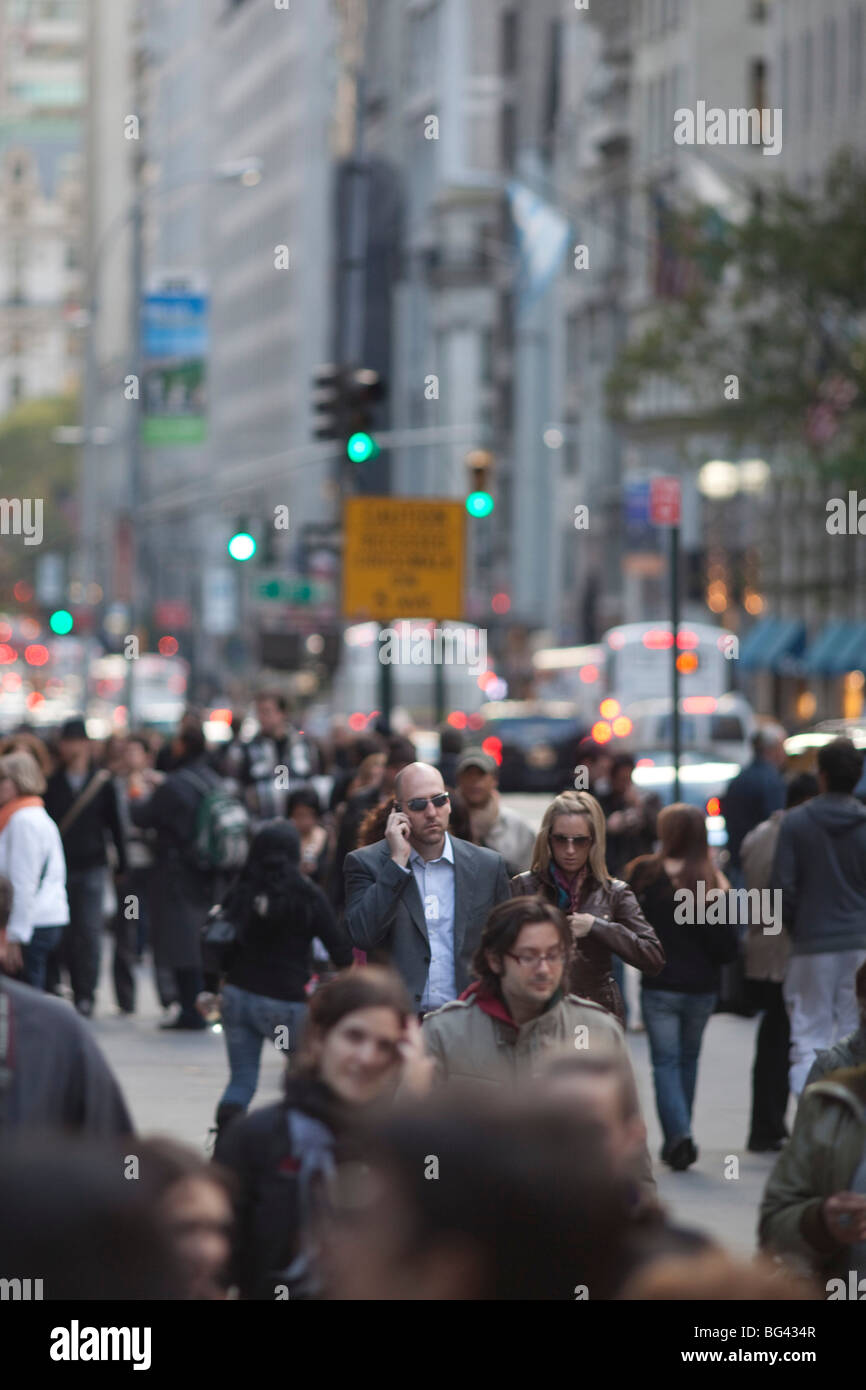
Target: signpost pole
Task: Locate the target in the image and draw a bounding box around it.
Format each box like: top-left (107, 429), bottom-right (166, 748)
top-left (671, 523), bottom-right (681, 803)
top-left (434, 657), bottom-right (446, 727)
top-left (378, 633), bottom-right (392, 735)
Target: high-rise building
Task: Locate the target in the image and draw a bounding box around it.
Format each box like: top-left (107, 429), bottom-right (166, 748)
top-left (0, 0), bottom-right (84, 413)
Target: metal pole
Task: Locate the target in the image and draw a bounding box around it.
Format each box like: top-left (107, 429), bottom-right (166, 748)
top-left (671, 523), bottom-right (681, 803)
top-left (124, 197), bottom-right (144, 725)
top-left (434, 658), bottom-right (446, 727)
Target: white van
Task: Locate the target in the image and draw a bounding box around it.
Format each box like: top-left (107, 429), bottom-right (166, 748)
top-left (623, 691), bottom-right (755, 767)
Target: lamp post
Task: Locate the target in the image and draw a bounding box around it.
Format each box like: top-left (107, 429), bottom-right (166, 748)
top-left (82, 159), bottom-right (263, 723)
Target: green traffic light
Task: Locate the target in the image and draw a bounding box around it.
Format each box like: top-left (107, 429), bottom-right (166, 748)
top-left (347, 432), bottom-right (378, 463)
top-left (228, 532), bottom-right (257, 561)
top-left (49, 609), bottom-right (74, 635)
top-left (466, 491), bottom-right (495, 518)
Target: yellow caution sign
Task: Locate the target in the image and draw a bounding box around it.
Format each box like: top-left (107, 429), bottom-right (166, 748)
top-left (342, 497), bottom-right (465, 622)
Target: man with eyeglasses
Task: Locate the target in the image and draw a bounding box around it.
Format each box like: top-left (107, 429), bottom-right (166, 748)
top-left (344, 762), bottom-right (510, 1015)
top-left (419, 896), bottom-right (655, 1202)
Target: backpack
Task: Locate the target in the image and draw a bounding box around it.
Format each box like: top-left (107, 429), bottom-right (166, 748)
top-left (179, 769), bottom-right (250, 873)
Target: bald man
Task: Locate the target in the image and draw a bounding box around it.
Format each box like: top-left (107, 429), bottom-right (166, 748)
top-left (344, 762), bottom-right (510, 1014)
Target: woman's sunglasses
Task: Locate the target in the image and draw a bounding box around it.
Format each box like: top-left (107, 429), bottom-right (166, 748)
top-left (549, 833), bottom-right (592, 848)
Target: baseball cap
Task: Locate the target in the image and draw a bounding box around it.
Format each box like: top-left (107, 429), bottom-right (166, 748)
top-left (456, 747), bottom-right (497, 775)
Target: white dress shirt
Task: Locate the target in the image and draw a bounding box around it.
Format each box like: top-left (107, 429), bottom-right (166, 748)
top-left (400, 833), bottom-right (457, 1011)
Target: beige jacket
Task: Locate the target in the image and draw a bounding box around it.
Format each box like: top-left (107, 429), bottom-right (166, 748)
top-left (741, 810), bottom-right (790, 982)
top-left (422, 991), bottom-right (657, 1201)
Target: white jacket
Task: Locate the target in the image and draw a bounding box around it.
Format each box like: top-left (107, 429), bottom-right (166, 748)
top-left (0, 804), bottom-right (70, 943)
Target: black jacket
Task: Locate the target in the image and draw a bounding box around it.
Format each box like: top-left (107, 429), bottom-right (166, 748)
top-left (772, 793), bottom-right (866, 954)
top-left (628, 864), bottom-right (738, 995)
top-left (45, 765), bottom-right (127, 875)
top-left (204, 879), bottom-right (353, 1000)
top-left (130, 757), bottom-right (217, 970)
top-left (721, 757), bottom-right (786, 869)
top-left (216, 1078), bottom-right (347, 1300)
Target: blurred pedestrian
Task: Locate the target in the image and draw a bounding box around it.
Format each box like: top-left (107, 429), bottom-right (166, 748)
top-left (112, 733), bottom-right (164, 1011)
top-left (216, 967), bottom-right (414, 1299)
top-left (199, 820), bottom-right (353, 1142)
top-left (437, 724), bottom-right (464, 788)
top-left (344, 762), bottom-right (510, 1015)
top-left (288, 787), bottom-right (330, 883)
top-left (130, 723), bottom-right (220, 1031)
top-left (575, 737), bottom-right (615, 797)
top-left (455, 746), bottom-right (535, 874)
top-left (511, 791), bottom-right (663, 1023)
top-left (0, 751), bottom-right (68, 990)
top-left (0, 879), bottom-right (131, 1135)
top-left (773, 737), bottom-right (866, 1096)
top-left (238, 690), bottom-right (321, 822)
top-left (0, 1137), bottom-right (182, 1300)
top-left (44, 717), bottom-right (127, 1017)
top-left (628, 804), bottom-right (738, 1171)
top-left (742, 772), bottom-right (819, 1152)
top-left (134, 1138), bottom-right (235, 1299)
top-left (760, 1060), bottom-right (866, 1287)
top-left (721, 724), bottom-right (788, 886)
top-left (804, 960), bottom-right (866, 1088)
top-left (596, 752), bottom-right (659, 877)
top-left (331, 736), bottom-right (415, 907)
top-left (325, 1093), bottom-right (631, 1300)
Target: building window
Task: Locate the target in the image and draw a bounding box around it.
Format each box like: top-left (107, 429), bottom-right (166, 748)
top-left (852, 5), bottom-right (864, 104)
top-left (502, 8), bottom-right (519, 76)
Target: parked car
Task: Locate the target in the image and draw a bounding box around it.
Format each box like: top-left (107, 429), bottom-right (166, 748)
top-left (629, 748), bottom-right (742, 849)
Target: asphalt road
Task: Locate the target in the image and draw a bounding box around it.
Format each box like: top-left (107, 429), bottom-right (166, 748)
top-left (87, 790), bottom-right (779, 1259)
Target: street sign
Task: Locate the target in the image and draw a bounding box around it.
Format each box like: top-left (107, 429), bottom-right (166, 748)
top-left (649, 476), bottom-right (681, 525)
top-left (342, 497), bottom-right (465, 622)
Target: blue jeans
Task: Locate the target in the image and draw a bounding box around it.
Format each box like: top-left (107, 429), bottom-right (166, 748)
top-left (219, 983), bottom-right (308, 1110)
top-left (641, 988), bottom-right (717, 1148)
top-left (21, 925), bottom-right (64, 991)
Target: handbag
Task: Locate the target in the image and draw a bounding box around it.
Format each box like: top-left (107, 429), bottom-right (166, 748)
top-left (201, 905), bottom-right (240, 953)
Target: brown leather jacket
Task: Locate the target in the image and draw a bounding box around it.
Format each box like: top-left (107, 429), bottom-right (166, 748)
top-left (510, 869), bottom-right (665, 1023)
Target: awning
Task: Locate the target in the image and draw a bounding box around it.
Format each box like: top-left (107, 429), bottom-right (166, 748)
top-left (803, 622), bottom-right (861, 676)
top-left (835, 623), bottom-right (866, 675)
top-left (739, 618), bottom-right (806, 673)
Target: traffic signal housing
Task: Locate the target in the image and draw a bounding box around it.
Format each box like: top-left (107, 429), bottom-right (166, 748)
top-left (311, 364), bottom-right (386, 464)
top-left (465, 449), bottom-right (495, 517)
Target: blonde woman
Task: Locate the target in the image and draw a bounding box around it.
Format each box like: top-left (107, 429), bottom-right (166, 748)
top-left (511, 791), bottom-right (663, 1023)
top-left (0, 750), bottom-right (69, 989)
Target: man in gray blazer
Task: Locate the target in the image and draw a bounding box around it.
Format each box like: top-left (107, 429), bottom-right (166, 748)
top-left (344, 762), bottom-right (511, 1013)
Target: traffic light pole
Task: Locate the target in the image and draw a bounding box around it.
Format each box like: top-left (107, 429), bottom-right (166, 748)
top-left (671, 524), bottom-right (681, 804)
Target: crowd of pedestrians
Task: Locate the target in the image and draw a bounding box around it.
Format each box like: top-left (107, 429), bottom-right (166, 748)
top-left (1, 699), bottom-right (865, 1302)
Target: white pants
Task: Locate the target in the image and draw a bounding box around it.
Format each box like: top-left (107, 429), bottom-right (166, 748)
top-left (784, 950), bottom-right (866, 1095)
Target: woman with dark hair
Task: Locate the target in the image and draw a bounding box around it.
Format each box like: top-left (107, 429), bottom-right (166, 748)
top-left (215, 965), bottom-right (426, 1299)
top-left (511, 791), bottom-right (663, 1023)
top-left (627, 803), bottom-right (738, 1171)
top-left (133, 1137), bottom-right (235, 1299)
top-left (201, 820), bottom-right (354, 1140)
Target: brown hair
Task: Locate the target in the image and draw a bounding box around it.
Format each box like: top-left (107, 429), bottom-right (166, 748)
top-left (531, 791), bottom-right (610, 885)
top-left (131, 1136), bottom-right (236, 1203)
top-left (627, 802), bottom-right (719, 901)
top-left (471, 896), bottom-right (572, 992)
top-left (297, 966), bottom-right (411, 1072)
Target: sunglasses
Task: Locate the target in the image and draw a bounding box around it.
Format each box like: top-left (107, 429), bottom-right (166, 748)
top-left (396, 792), bottom-right (450, 813)
top-left (549, 833), bottom-right (592, 848)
